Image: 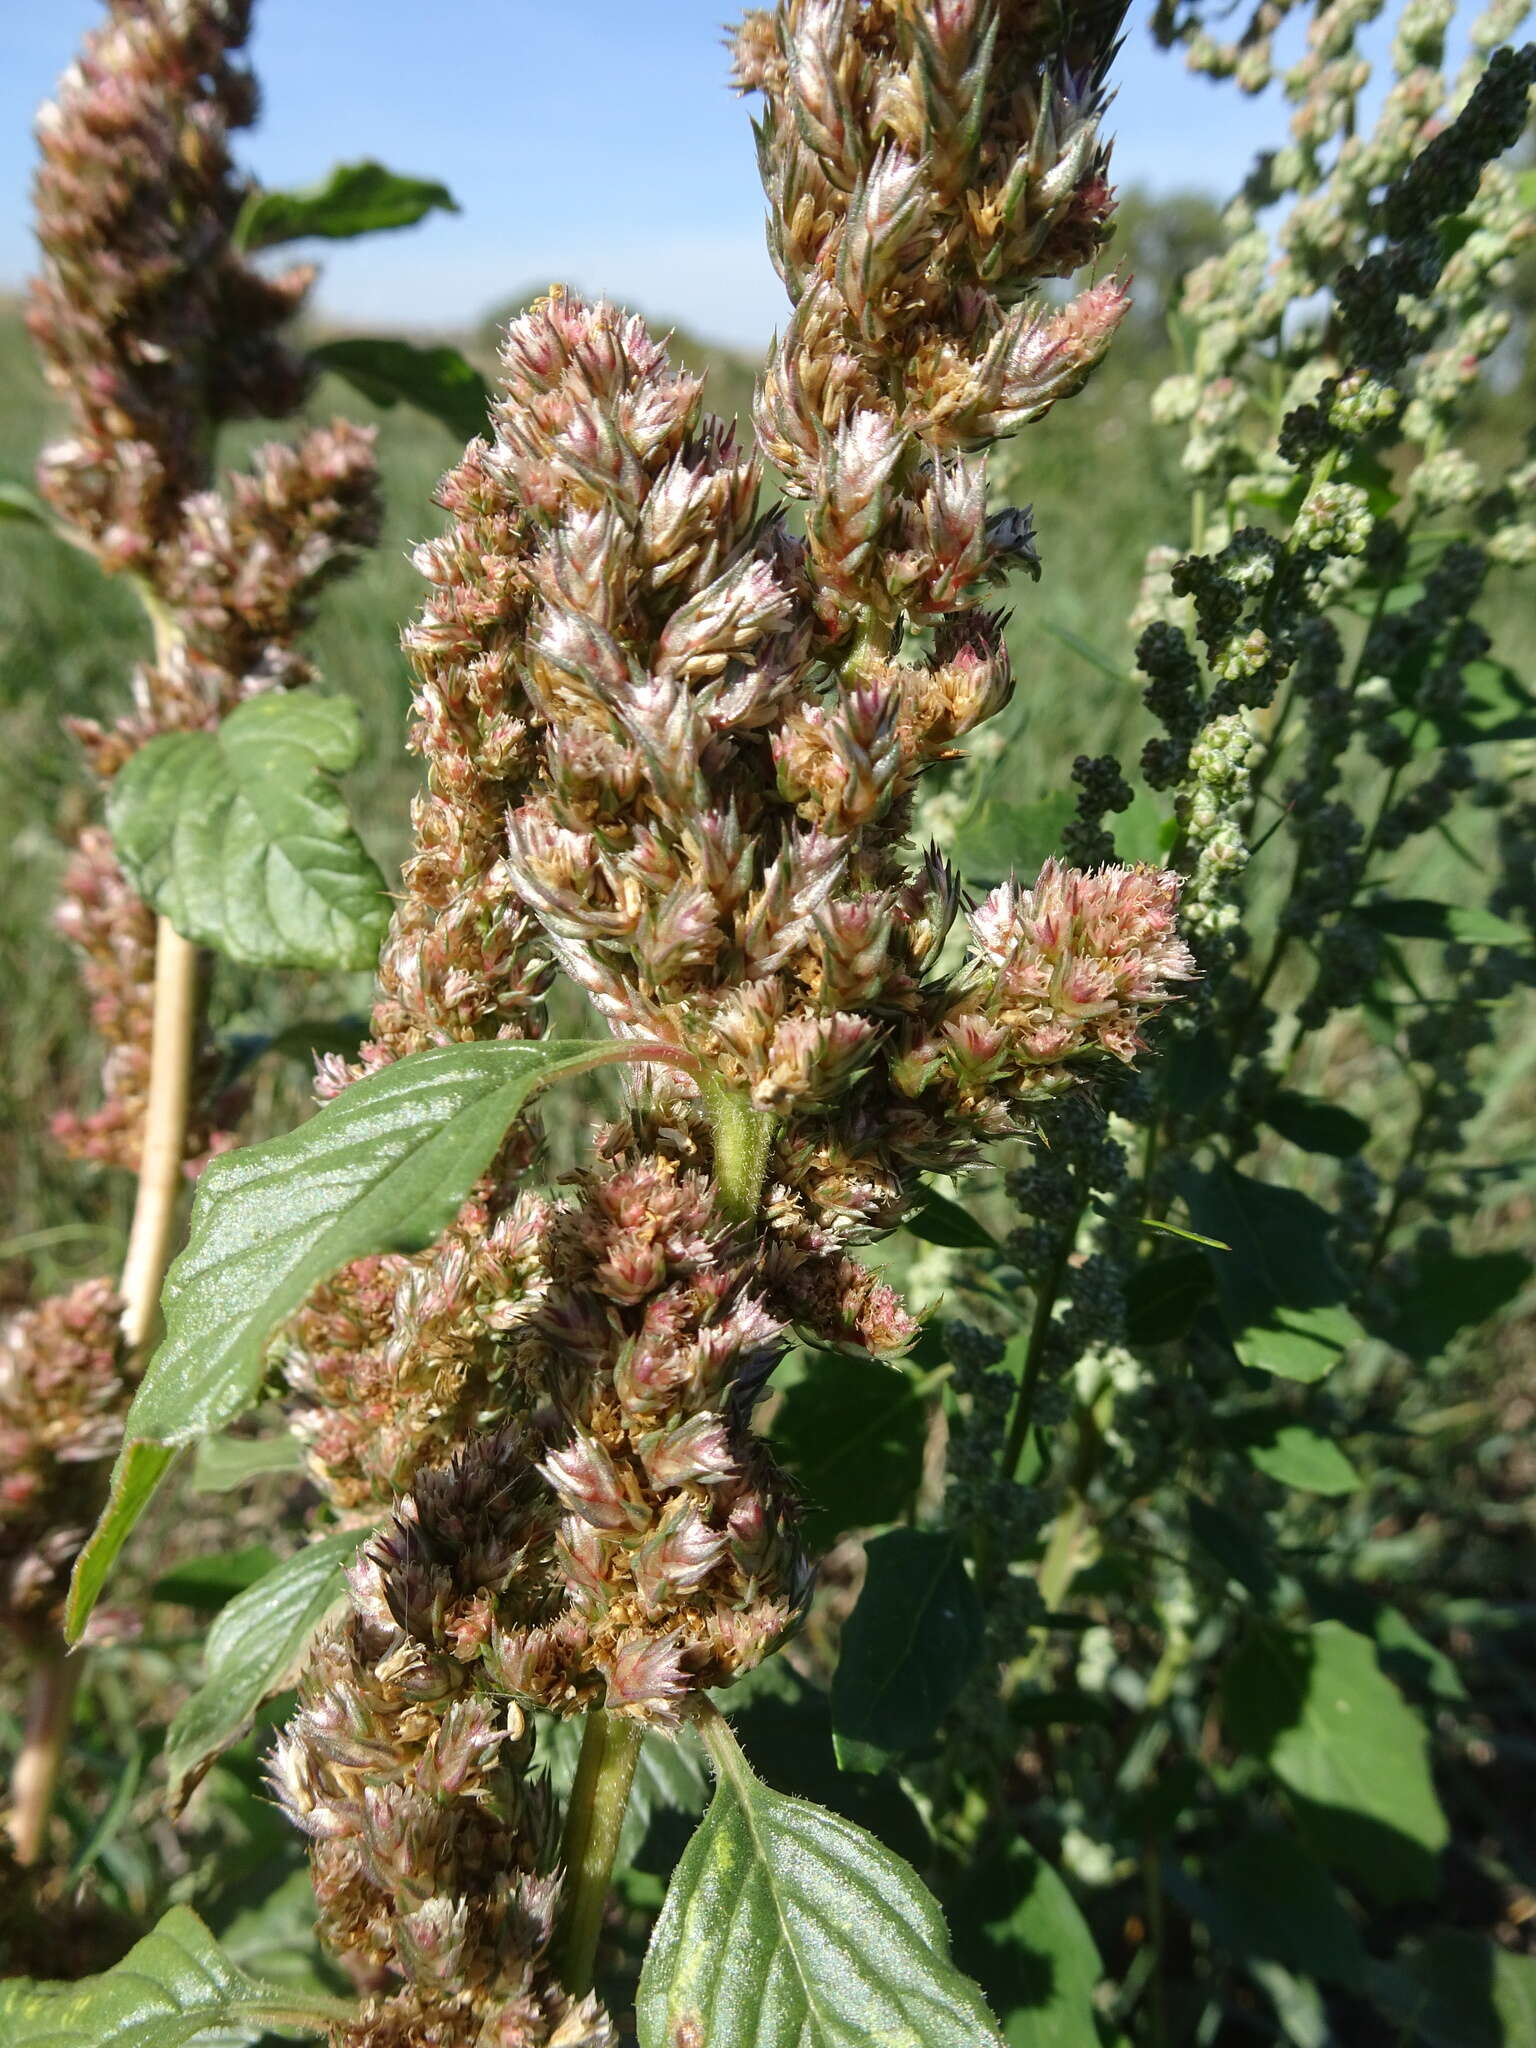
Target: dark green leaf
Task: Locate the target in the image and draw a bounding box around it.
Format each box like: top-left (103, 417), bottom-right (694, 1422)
top-left (1170, 1830), bottom-right (1365, 1988)
top-left (265, 1016), bottom-right (370, 1065)
top-left (191, 1429), bottom-right (306, 1493)
top-left (152, 1544), bottom-right (280, 1611)
top-left (1385, 1249), bottom-right (1530, 1361)
top-left (907, 1185), bottom-right (999, 1250)
top-left (1301, 1582), bottom-right (1467, 1704)
top-left (726, 1672), bottom-right (930, 1867)
top-left (1125, 1252), bottom-right (1213, 1345)
top-left (1245, 1424), bottom-right (1361, 1496)
top-left (68, 1038), bottom-right (658, 1639)
top-left (164, 1530), bottom-right (361, 1809)
top-left (0, 478), bottom-right (54, 527)
top-left (771, 1351), bottom-right (927, 1545)
top-left (1263, 1090), bottom-right (1370, 1157)
top-left (311, 337), bottom-right (491, 444)
top-left (636, 1715), bottom-right (1003, 2048)
top-left (832, 1530), bottom-right (984, 1773)
top-left (1187, 1496), bottom-right (1278, 1604)
top-left (107, 689), bottom-right (389, 970)
top-left (1160, 1026), bottom-right (1228, 1116)
top-left (953, 1838), bottom-right (1103, 2048)
top-left (1221, 1621), bottom-right (1448, 1903)
top-left (0, 1904), bottom-right (352, 2045)
top-left (1358, 897), bottom-right (1523, 947)
top-left (236, 160), bottom-right (458, 249)
top-left (1180, 1162), bottom-right (1364, 1381)
top-left (1405, 657), bottom-right (1536, 747)
top-left (212, 1867), bottom-right (347, 2000)
top-left (1366, 1932), bottom-right (1536, 2048)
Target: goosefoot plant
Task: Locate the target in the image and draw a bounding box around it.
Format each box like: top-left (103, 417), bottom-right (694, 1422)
top-left (9, 1), bottom-right (1209, 2042)
top-left (1, 0), bottom-right (482, 1874)
top-left (923, 0), bottom-right (1536, 2036)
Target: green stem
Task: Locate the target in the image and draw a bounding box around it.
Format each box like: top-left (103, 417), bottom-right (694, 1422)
top-left (701, 1073), bottom-right (778, 1226)
top-left (1142, 1844), bottom-right (1170, 2048)
top-left (999, 1224), bottom-right (1077, 1486)
top-left (552, 1077), bottom-right (774, 1986)
top-left (554, 1710), bottom-right (644, 1997)
top-left (1016, 1395), bottom-right (1105, 1687)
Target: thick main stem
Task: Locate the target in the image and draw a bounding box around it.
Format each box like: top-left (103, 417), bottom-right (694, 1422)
top-left (117, 915), bottom-right (200, 1356)
top-left (12, 916), bottom-right (202, 1863)
top-left (8, 1642), bottom-right (80, 1867)
top-left (552, 1077), bottom-right (776, 1988)
top-left (554, 1710), bottom-right (644, 1997)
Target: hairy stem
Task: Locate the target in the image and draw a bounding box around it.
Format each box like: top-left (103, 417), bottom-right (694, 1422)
top-left (554, 1709), bottom-right (644, 1997)
top-left (551, 1076), bottom-right (775, 1984)
top-left (117, 916), bottom-right (201, 1356)
top-left (9, 1642), bottom-right (80, 1867)
top-left (701, 1073), bottom-right (778, 1226)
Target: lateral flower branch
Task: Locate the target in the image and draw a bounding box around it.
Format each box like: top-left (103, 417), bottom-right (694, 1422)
top-left (2, 0), bottom-right (378, 1865)
top-left (266, 3), bottom-right (1194, 2039)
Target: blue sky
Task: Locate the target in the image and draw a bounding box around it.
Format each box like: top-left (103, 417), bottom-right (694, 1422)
top-left (0, 2), bottom-right (1466, 349)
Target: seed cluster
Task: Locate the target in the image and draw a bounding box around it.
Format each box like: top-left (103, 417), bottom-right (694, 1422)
top-left (270, 7), bottom-right (1201, 2036)
top-left (30, 0), bottom-right (381, 1171)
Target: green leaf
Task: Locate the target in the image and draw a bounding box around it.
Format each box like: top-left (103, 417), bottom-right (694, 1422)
top-left (1111, 788), bottom-right (1177, 866)
top-left (1302, 1583), bottom-right (1467, 1704)
top-left (190, 1429), bottom-right (306, 1494)
top-left (726, 1670), bottom-right (930, 1867)
top-left (1357, 897), bottom-right (1523, 948)
top-left (0, 478), bottom-right (54, 527)
top-left (1142, 1217), bottom-right (1230, 1251)
top-left (1169, 1830), bottom-right (1365, 1988)
top-left (106, 689), bottom-right (389, 970)
top-left (0, 1904), bottom-right (352, 2045)
top-left (236, 159), bottom-right (458, 249)
top-left (907, 1185), bottom-right (999, 1250)
top-left (637, 1714), bottom-right (1003, 2048)
top-left (67, 1038), bottom-right (659, 1639)
top-left (1245, 1424), bottom-right (1361, 1496)
top-left (163, 1530), bottom-right (361, 1809)
top-left (1367, 1932), bottom-right (1536, 2048)
top-left (1263, 1090), bottom-right (1370, 1158)
top-left (1221, 1620), bottom-right (1448, 1903)
top-left (1180, 1162), bottom-right (1363, 1381)
top-left (152, 1544), bottom-right (280, 1611)
top-left (1236, 1303), bottom-right (1364, 1383)
top-left (66, 1440), bottom-right (178, 1646)
top-left (1384, 1249), bottom-right (1530, 1361)
top-left (212, 1867), bottom-right (347, 2000)
top-left (771, 1351), bottom-right (927, 1546)
top-left (953, 1839), bottom-right (1103, 2048)
top-left (1186, 1496), bottom-right (1278, 1605)
top-left (311, 337), bottom-right (491, 444)
top-left (832, 1530), bottom-right (984, 1774)
top-left (1430, 657), bottom-right (1536, 746)
top-left (1124, 1252), bottom-right (1213, 1345)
